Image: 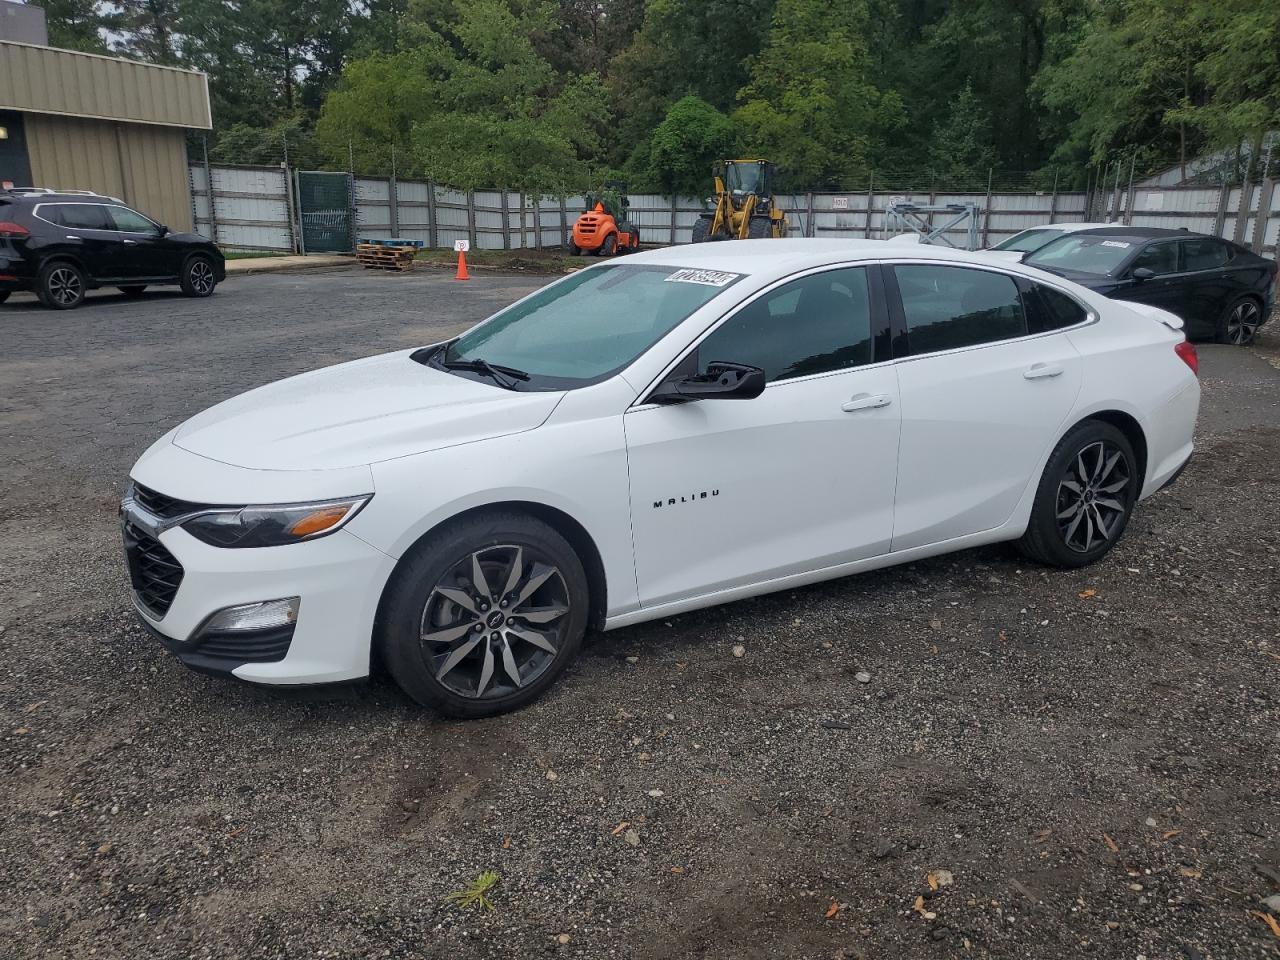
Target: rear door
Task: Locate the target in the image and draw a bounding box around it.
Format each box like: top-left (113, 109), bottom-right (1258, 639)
top-left (1177, 237), bottom-right (1238, 337)
top-left (886, 262), bottom-right (1085, 551)
top-left (35, 203), bottom-right (122, 280)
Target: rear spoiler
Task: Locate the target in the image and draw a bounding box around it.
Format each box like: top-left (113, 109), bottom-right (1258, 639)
top-left (1124, 302), bottom-right (1184, 331)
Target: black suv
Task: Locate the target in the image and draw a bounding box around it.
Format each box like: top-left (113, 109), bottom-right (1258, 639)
top-left (0, 188), bottom-right (225, 309)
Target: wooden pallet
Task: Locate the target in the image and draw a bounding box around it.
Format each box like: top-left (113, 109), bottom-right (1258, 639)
top-left (356, 243), bottom-right (417, 271)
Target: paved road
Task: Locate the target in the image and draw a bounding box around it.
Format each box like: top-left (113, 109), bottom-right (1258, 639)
top-left (1, 269), bottom-right (1278, 960)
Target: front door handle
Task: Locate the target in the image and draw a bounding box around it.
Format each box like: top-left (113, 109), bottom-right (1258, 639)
top-left (122, 239), bottom-right (138, 245)
top-left (1023, 363), bottom-right (1064, 380)
top-left (842, 393), bottom-right (893, 412)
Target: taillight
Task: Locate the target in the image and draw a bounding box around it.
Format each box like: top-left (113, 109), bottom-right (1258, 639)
top-left (1174, 339), bottom-right (1198, 376)
top-left (0, 220), bottom-right (30, 239)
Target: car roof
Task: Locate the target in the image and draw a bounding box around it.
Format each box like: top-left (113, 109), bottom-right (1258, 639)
top-left (621, 237), bottom-right (1045, 274)
top-left (0, 189), bottom-right (118, 204)
top-left (1071, 226), bottom-right (1201, 240)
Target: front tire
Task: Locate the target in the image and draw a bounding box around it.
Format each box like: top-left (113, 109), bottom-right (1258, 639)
top-left (36, 261), bottom-right (86, 309)
top-left (747, 216), bottom-right (771, 239)
top-left (378, 511), bottom-right (589, 718)
top-left (1018, 420), bottom-right (1138, 568)
top-left (180, 255), bottom-right (217, 297)
top-left (1216, 296), bottom-right (1262, 346)
top-left (691, 216), bottom-right (712, 243)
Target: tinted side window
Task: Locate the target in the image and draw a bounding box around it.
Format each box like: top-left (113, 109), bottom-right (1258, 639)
top-left (697, 267), bottom-right (873, 382)
top-left (895, 265), bottom-right (1026, 354)
top-left (1131, 241), bottom-right (1179, 276)
top-left (53, 204), bottom-right (112, 230)
top-left (1181, 238), bottom-right (1231, 271)
top-left (1027, 283), bottom-right (1088, 333)
top-left (108, 206), bottom-right (160, 234)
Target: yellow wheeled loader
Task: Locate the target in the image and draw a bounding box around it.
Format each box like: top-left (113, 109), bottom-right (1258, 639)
top-left (690, 159), bottom-right (789, 242)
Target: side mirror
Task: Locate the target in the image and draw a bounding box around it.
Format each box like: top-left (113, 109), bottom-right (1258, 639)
top-left (651, 361), bottom-right (766, 403)
top-left (1131, 266), bottom-right (1155, 282)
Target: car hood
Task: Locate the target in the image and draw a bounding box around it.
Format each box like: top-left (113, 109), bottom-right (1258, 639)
top-left (172, 349), bottom-right (564, 470)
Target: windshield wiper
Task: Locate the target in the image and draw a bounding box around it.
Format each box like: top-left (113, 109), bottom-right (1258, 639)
top-left (440, 356), bottom-right (531, 390)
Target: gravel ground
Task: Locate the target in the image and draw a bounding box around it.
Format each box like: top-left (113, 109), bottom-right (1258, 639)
top-left (1, 271), bottom-right (1278, 960)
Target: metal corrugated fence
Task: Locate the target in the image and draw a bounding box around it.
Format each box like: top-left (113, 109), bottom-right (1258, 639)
top-left (188, 163), bottom-right (1280, 256)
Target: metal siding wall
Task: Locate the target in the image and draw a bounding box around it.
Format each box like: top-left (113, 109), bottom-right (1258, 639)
top-left (25, 115), bottom-right (192, 230)
top-left (24, 113), bottom-right (127, 198)
top-left (0, 41), bottom-right (210, 128)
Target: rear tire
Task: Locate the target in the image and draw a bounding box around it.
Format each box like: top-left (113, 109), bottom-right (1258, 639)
top-left (569, 243), bottom-right (581, 256)
top-left (180, 255), bottom-right (217, 297)
top-left (1216, 296), bottom-right (1262, 345)
top-left (378, 511), bottom-right (589, 718)
top-left (691, 216), bottom-right (712, 243)
top-left (1017, 420), bottom-right (1139, 568)
top-left (600, 234), bottom-right (617, 256)
top-left (118, 285), bottom-right (147, 298)
top-left (36, 261), bottom-right (86, 310)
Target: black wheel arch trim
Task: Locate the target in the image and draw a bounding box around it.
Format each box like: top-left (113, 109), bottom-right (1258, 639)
top-left (375, 501), bottom-right (608, 637)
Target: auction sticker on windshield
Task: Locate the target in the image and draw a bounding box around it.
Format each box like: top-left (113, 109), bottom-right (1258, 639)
top-left (1100, 240), bottom-right (1131, 248)
top-left (665, 268), bottom-right (742, 287)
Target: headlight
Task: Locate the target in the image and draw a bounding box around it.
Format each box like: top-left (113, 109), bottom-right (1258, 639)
top-left (181, 496), bottom-right (371, 548)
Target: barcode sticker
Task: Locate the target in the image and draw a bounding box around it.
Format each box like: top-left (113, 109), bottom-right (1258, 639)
top-left (664, 268), bottom-right (741, 287)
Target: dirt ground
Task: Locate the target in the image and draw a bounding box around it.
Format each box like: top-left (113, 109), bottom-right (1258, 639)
top-left (1, 271), bottom-right (1277, 960)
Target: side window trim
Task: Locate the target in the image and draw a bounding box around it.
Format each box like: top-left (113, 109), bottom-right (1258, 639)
top-left (107, 204), bottom-right (161, 235)
top-left (882, 259), bottom-right (1095, 360)
top-left (636, 263), bottom-right (892, 406)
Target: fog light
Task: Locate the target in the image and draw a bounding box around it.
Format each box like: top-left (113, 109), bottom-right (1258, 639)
top-left (201, 597), bottom-right (300, 634)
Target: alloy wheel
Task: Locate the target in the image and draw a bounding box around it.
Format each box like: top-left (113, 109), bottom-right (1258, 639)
top-left (420, 544), bottom-right (570, 699)
top-left (1055, 440), bottom-right (1131, 553)
top-left (48, 267), bottom-right (82, 306)
top-left (189, 260), bottom-right (214, 295)
top-left (1226, 300), bottom-right (1260, 345)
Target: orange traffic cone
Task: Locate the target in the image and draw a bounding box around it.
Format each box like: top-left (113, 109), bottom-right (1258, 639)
top-left (455, 249), bottom-right (470, 281)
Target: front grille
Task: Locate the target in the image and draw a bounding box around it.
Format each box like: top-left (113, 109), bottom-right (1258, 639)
top-left (195, 625), bottom-right (295, 663)
top-left (123, 522), bottom-right (184, 617)
top-left (132, 482), bottom-right (211, 520)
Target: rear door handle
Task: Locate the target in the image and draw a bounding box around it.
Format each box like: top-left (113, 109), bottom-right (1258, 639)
top-left (841, 393), bottom-right (893, 412)
top-left (64, 235), bottom-right (83, 242)
top-left (1023, 363), bottom-right (1064, 380)
top-left (122, 239), bottom-right (137, 245)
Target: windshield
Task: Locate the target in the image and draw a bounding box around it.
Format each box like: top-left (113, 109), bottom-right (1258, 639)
top-left (441, 264), bottom-right (744, 387)
top-left (1024, 235), bottom-right (1136, 276)
top-left (992, 228), bottom-right (1065, 253)
top-left (726, 163), bottom-right (765, 196)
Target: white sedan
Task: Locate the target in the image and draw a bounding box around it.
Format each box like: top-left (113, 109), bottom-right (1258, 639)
top-left (986, 222), bottom-right (1115, 261)
top-left (122, 240), bottom-right (1200, 716)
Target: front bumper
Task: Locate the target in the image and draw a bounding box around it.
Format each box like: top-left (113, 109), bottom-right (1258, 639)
top-left (122, 509), bottom-right (397, 685)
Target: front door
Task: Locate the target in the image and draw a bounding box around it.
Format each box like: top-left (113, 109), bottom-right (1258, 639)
top-left (886, 262), bottom-right (1084, 550)
top-left (105, 204), bottom-right (178, 279)
top-left (624, 265), bottom-right (901, 608)
top-left (1111, 239), bottom-right (1188, 318)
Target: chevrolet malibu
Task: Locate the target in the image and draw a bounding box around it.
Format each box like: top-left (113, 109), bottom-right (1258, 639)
top-left (123, 240), bottom-right (1200, 716)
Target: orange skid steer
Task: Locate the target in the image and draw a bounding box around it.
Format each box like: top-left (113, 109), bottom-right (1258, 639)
top-left (570, 181), bottom-right (640, 256)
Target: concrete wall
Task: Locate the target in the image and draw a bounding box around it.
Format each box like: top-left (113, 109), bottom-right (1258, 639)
top-left (28, 115), bottom-right (193, 230)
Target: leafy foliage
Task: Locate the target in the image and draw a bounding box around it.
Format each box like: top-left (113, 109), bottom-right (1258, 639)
top-left (61, 0), bottom-right (1280, 191)
top-left (443, 871), bottom-right (500, 911)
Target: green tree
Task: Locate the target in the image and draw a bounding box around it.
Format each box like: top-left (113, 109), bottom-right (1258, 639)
top-left (318, 0), bottom-right (610, 192)
top-left (1173, 0), bottom-right (1280, 173)
top-left (41, 0), bottom-right (109, 52)
top-left (645, 96), bottom-right (738, 196)
top-left (1035, 0), bottom-right (1208, 177)
top-left (210, 116), bottom-right (323, 168)
top-left (927, 83), bottom-right (996, 186)
top-left (110, 0), bottom-right (182, 64)
top-left (732, 0), bottom-right (902, 189)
